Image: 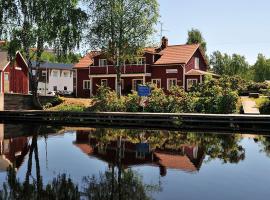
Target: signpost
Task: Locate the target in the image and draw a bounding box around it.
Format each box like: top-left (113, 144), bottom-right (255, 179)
top-left (137, 85), bottom-right (151, 111)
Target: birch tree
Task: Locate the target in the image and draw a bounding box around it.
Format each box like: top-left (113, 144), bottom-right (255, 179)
top-left (5, 0), bottom-right (87, 108)
top-left (86, 0), bottom-right (159, 97)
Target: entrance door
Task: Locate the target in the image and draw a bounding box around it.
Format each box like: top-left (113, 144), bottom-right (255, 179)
top-left (4, 72), bottom-right (9, 93)
top-left (132, 79), bottom-right (143, 91)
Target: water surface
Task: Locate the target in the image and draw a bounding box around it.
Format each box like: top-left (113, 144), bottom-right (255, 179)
top-left (0, 124), bottom-right (270, 200)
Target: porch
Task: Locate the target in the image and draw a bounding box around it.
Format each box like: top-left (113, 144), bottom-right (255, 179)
top-left (89, 64), bottom-right (151, 75)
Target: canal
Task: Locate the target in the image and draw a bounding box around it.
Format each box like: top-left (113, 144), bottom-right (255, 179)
top-left (0, 123), bottom-right (270, 200)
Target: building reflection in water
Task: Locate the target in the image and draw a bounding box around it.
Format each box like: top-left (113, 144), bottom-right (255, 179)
top-left (73, 129), bottom-right (205, 176)
top-left (0, 124), bottom-right (30, 172)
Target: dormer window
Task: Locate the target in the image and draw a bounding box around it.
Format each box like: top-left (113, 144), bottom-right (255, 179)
top-left (195, 57), bottom-right (199, 69)
top-left (99, 59), bottom-right (107, 67)
top-left (137, 57), bottom-right (146, 65)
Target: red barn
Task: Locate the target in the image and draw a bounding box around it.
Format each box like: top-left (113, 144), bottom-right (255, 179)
top-left (0, 51), bottom-right (29, 94)
top-left (74, 37), bottom-right (218, 98)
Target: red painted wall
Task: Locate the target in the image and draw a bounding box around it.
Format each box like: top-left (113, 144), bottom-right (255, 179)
top-left (185, 49), bottom-right (208, 73)
top-left (76, 68), bottom-right (91, 98)
top-left (2, 52), bottom-right (29, 94)
top-left (151, 65), bottom-right (184, 91)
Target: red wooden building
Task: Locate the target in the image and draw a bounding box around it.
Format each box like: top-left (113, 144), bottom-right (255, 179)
top-left (0, 51), bottom-right (29, 94)
top-left (74, 37), bottom-right (217, 98)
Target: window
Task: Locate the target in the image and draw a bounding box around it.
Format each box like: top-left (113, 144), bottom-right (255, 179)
top-left (132, 79), bottom-right (143, 91)
top-left (53, 86), bottom-right (57, 91)
top-left (137, 57), bottom-right (146, 65)
top-left (63, 71), bottom-right (69, 77)
top-left (99, 59), bottom-right (107, 67)
top-left (64, 86), bottom-right (67, 91)
top-left (167, 78), bottom-right (177, 90)
top-left (83, 80), bottom-right (91, 89)
top-left (187, 79), bottom-right (198, 91)
top-left (4, 72), bottom-right (9, 81)
top-left (42, 70), bottom-right (47, 77)
top-left (195, 57), bottom-right (199, 69)
top-left (52, 70), bottom-right (58, 77)
top-left (151, 79), bottom-right (161, 88)
top-left (32, 70), bottom-right (36, 76)
top-left (101, 79), bottom-right (108, 87)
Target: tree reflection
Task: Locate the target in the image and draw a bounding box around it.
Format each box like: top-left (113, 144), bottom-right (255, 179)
top-left (254, 136), bottom-right (270, 157)
top-left (83, 128), bottom-right (246, 165)
top-left (0, 133), bottom-right (159, 200)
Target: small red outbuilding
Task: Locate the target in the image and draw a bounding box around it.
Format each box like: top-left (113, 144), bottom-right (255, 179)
top-left (0, 51), bottom-right (29, 94)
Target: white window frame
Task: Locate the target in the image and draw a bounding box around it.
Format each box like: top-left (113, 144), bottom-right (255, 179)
top-left (151, 79), bottom-right (161, 88)
top-left (63, 71), bottom-right (69, 77)
top-left (132, 79), bottom-right (143, 91)
top-left (83, 80), bottom-right (91, 90)
top-left (101, 79), bottom-right (108, 87)
top-left (137, 57), bottom-right (146, 65)
top-left (52, 70), bottom-right (59, 78)
top-left (4, 72), bottom-right (9, 81)
top-left (195, 57), bottom-right (200, 69)
top-left (42, 70), bottom-right (47, 77)
top-left (167, 78), bottom-right (177, 90)
top-left (187, 79), bottom-right (198, 91)
top-left (99, 59), bottom-right (107, 67)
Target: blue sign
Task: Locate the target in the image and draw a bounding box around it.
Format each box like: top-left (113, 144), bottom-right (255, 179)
top-left (138, 85), bottom-right (151, 97)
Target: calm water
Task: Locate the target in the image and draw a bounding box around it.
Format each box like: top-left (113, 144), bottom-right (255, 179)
top-left (0, 123), bottom-right (270, 200)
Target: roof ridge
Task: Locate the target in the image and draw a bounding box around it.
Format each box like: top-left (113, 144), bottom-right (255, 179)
top-left (167, 43), bottom-right (200, 48)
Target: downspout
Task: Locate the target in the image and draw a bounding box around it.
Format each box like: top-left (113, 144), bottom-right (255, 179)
top-left (182, 64), bottom-right (186, 90)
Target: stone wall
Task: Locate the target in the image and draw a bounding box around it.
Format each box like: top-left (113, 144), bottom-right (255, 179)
top-left (0, 93), bottom-right (55, 110)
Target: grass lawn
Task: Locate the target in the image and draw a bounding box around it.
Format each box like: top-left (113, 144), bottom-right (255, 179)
top-left (46, 97), bottom-right (92, 111)
top-left (253, 97), bottom-right (269, 108)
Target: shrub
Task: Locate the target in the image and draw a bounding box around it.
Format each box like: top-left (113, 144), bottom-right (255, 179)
top-left (166, 86), bottom-right (195, 113)
top-left (126, 91), bottom-right (140, 112)
top-left (144, 87), bottom-right (168, 113)
top-left (260, 99), bottom-right (270, 114)
top-left (217, 90), bottom-right (239, 114)
top-left (93, 85), bottom-right (126, 112)
top-left (247, 82), bottom-right (269, 93)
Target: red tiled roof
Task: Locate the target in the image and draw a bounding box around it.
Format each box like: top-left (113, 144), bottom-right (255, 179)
top-left (74, 51), bottom-right (100, 69)
top-left (155, 152), bottom-right (197, 172)
top-left (154, 44), bottom-right (200, 65)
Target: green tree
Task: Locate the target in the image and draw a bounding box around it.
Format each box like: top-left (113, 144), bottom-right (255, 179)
top-left (210, 51), bottom-right (250, 78)
top-left (252, 54), bottom-right (270, 82)
top-left (186, 28), bottom-right (207, 52)
top-left (86, 0), bottom-right (159, 97)
top-left (5, 0), bottom-right (87, 108)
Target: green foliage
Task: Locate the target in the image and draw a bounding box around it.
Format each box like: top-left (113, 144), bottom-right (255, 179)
top-left (92, 85), bottom-right (126, 112)
top-left (259, 99), bottom-right (270, 114)
top-left (191, 77), bottom-right (239, 113)
top-left (210, 51), bottom-right (250, 79)
top-left (186, 28), bottom-right (207, 52)
top-left (0, 167), bottom-right (80, 200)
top-left (86, 0), bottom-right (159, 96)
top-left (126, 92), bottom-right (141, 112)
top-left (252, 54), bottom-right (270, 82)
top-left (55, 104), bottom-right (86, 112)
top-left (43, 96), bottom-right (63, 109)
top-left (30, 51), bottom-right (81, 64)
top-left (92, 82), bottom-right (239, 114)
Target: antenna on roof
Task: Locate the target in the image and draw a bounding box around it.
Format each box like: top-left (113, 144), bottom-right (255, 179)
top-left (158, 21), bottom-right (169, 39)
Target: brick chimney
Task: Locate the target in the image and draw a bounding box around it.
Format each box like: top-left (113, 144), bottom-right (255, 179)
top-left (161, 36), bottom-right (168, 50)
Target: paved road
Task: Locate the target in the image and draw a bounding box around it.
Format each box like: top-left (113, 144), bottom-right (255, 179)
top-left (241, 97), bottom-right (260, 115)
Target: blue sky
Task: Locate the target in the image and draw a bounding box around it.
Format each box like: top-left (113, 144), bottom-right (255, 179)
top-left (156, 0), bottom-right (270, 64)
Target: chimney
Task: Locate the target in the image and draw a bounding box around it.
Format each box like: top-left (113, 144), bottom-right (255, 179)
top-left (161, 36), bottom-right (168, 50)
